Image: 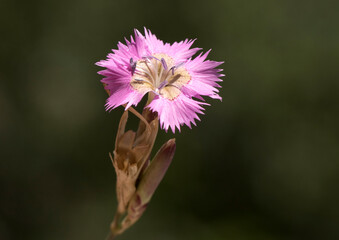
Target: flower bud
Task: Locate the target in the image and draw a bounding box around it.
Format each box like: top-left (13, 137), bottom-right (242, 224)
top-left (135, 138), bottom-right (176, 204)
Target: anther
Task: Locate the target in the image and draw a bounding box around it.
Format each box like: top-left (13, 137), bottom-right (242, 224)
top-left (170, 62), bottom-right (185, 75)
top-left (130, 58), bottom-right (136, 74)
top-left (170, 66), bottom-right (175, 75)
top-left (161, 58), bottom-right (168, 70)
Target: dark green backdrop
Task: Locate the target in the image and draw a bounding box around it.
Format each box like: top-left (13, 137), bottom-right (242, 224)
top-left (1, 0), bottom-right (339, 239)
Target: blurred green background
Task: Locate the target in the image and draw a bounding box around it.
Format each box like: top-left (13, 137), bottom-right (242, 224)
top-left (1, 0), bottom-right (339, 239)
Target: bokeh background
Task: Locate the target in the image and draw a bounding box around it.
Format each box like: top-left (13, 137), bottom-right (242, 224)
top-left (1, 0), bottom-right (339, 239)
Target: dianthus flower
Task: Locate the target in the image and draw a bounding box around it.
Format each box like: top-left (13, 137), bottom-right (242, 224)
top-left (96, 28), bottom-right (223, 132)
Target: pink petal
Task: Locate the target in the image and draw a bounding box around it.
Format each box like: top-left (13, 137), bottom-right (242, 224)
top-left (147, 94), bottom-right (208, 133)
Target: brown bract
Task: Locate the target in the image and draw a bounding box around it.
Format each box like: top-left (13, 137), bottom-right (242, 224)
top-left (107, 107), bottom-right (176, 239)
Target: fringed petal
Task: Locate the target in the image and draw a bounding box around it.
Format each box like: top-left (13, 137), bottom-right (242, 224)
top-left (183, 50), bottom-right (224, 101)
top-left (147, 94), bottom-right (208, 133)
top-left (96, 30), bottom-right (152, 110)
top-left (144, 28), bottom-right (201, 63)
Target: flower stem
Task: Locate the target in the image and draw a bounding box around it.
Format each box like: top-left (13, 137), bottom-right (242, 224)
top-left (106, 210), bottom-right (125, 240)
top-left (106, 232), bottom-right (116, 240)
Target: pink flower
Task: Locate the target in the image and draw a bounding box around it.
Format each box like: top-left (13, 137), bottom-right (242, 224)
top-left (96, 28), bottom-right (224, 133)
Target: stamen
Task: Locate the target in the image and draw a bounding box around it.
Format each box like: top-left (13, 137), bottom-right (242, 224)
top-left (134, 78), bottom-right (153, 85)
top-left (143, 56), bottom-right (160, 62)
top-left (175, 62), bottom-right (185, 69)
top-left (140, 61), bottom-right (156, 84)
top-left (135, 67), bottom-right (154, 83)
top-left (168, 74), bottom-right (182, 84)
top-left (170, 66), bottom-right (175, 75)
top-left (131, 54), bottom-right (190, 101)
top-left (157, 63), bottom-right (165, 87)
top-left (146, 59), bottom-right (159, 85)
top-left (169, 62), bottom-right (185, 75)
top-left (166, 84), bottom-right (181, 90)
top-left (130, 58), bottom-right (136, 74)
top-left (161, 58), bottom-right (168, 70)
top-left (158, 80), bottom-right (168, 90)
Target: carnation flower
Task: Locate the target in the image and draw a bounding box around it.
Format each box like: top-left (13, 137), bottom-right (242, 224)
top-left (96, 28), bottom-right (223, 132)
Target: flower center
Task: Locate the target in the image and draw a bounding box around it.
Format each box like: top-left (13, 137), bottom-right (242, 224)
top-left (130, 54), bottom-right (191, 100)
